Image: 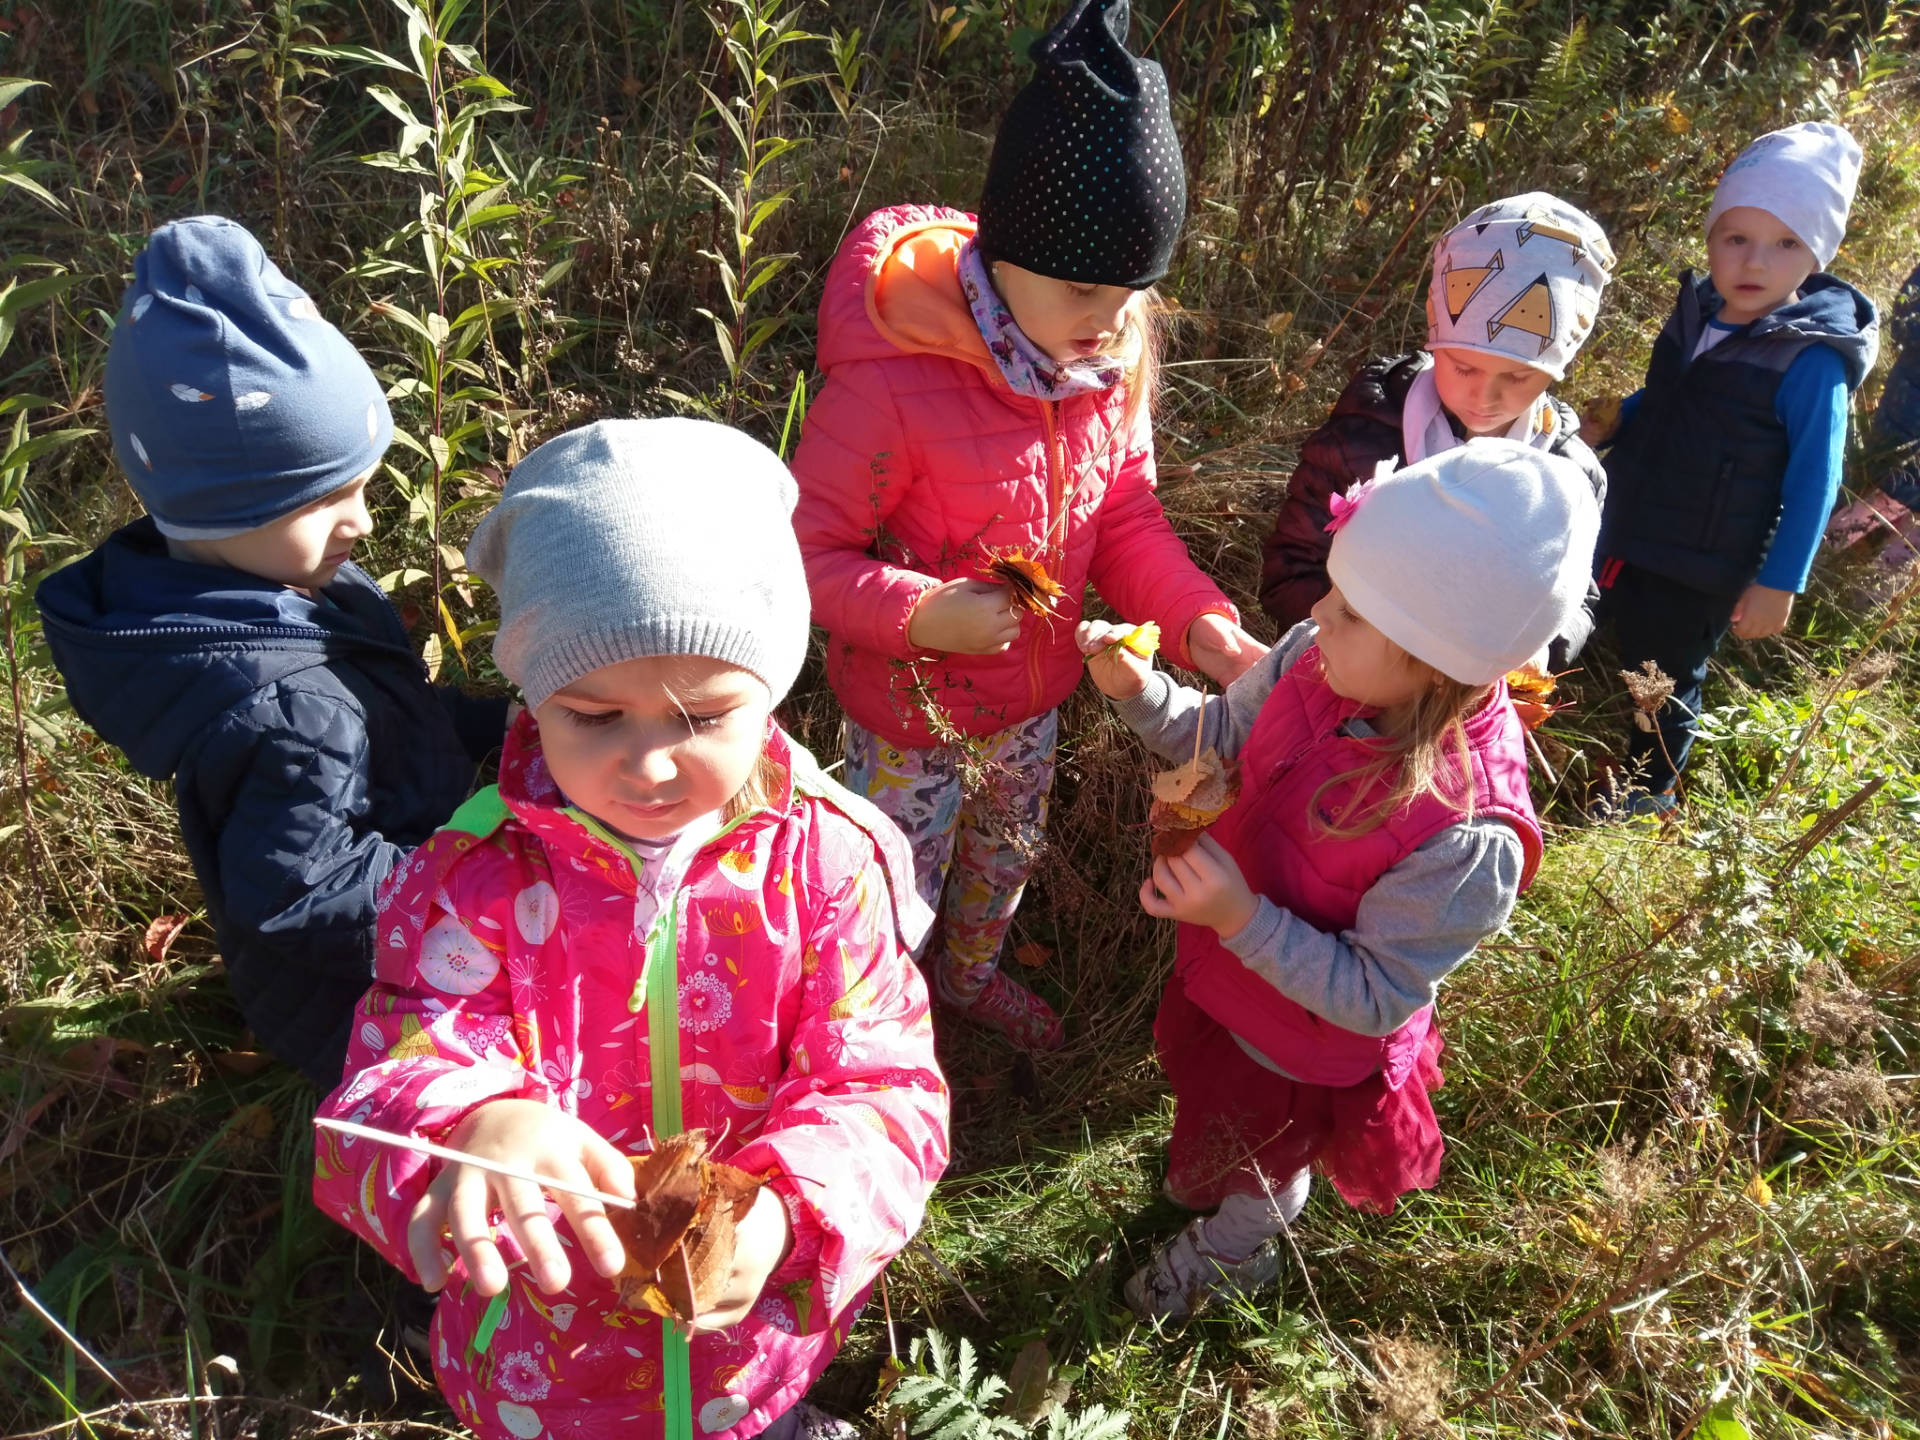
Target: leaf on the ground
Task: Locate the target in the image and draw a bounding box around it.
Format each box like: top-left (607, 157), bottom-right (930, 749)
top-left (1566, 1213), bottom-right (1619, 1257)
top-left (0, 1084), bottom-right (65, 1163)
top-left (1012, 942), bottom-right (1051, 970)
top-left (1699, 1401), bottom-right (1752, 1440)
top-left (224, 1103), bottom-right (277, 1143)
top-left (58, 1035), bottom-right (144, 1098)
top-left (1003, 1338), bottom-right (1054, 1424)
top-left (212, 1050), bottom-right (274, 1077)
top-left (1743, 1173), bottom-right (1773, 1207)
top-left (609, 1129), bottom-right (762, 1327)
top-left (143, 913), bottom-right (189, 963)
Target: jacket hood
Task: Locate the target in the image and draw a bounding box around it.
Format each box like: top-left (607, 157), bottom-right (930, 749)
top-left (1691, 270), bottom-right (1880, 388)
top-left (816, 205), bottom-right (999, 378)
top-left (35, 517), bottom-right (420, 778)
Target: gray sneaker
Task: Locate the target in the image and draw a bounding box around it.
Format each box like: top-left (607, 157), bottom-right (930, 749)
top-left (1124, 1217), bottom-right (1280, 1321)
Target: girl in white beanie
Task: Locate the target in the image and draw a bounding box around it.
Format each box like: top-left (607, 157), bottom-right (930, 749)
top-left (315, 419), bottom-right (949, 1440)
top-left (1259, 191), bottom-right (1615, 669)
top-left (1589, 122), bottom-right (1879, 816)
top-left (1080, 439), bottom-right (1599, 1320)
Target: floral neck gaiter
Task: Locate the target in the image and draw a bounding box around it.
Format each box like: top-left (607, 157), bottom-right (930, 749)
top-left (958, 239), bottom-right (1127, 401)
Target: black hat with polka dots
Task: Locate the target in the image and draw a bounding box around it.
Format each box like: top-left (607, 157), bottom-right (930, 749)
top-left (977, 0), bottom-right (1186, 290)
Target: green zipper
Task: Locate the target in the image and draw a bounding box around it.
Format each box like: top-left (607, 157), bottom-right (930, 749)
top-left (568, 806), bottom-right (721, 1440)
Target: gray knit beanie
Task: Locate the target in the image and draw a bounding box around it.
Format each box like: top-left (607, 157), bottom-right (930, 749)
top-left (469, 418), bottom-right (809, 710)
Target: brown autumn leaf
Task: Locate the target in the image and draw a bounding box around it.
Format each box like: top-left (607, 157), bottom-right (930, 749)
top-left (608, 1130), bottom-right (763, 1328)
top-left (1148, 748), bottom-right (1240, 857)
top-left (1012, 942), bottom-right (1052, 970)
top-left (983, 550), bottom-right (1065, 616)
top-left (143, 914), bottom-right (190, 963)
top-left (619, 1132), bottom-right (705, 1275)
top-left (1505, 666), bottom-right (1566, 732)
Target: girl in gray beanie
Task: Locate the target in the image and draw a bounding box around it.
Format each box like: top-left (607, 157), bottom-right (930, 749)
top-left (315, 419), bottom-right (949, 1440)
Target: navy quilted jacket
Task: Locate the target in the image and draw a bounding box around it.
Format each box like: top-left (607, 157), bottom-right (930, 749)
top-left (37, 518), bottom-right (506, 1086)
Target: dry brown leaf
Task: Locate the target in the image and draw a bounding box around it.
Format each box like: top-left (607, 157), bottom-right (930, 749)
top-left (143, 914), bottom-right (189, 963)
top-left (1148, 749), bottom-right (1240, 855)
top-left (984, 550), bottom-right (1065, 616)
top-left (608, 1130), bottom-right (762, 1327)
top-left (1012, 942), bottom-right (1052, 970)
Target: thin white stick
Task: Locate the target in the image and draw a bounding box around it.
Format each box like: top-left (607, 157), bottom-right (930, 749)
top-left (0, 1242), bottom-right (159, 1425)
top-left (1191, 688), bottom-right (1208, 771)
top-left (313, 1117), bottom-right (636, 1210)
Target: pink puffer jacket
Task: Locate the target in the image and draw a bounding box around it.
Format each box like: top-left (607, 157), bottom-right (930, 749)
top-left (314, 716), bottom-right (948, 1440)
top-left (791, 204), bottom-right (1236, 749)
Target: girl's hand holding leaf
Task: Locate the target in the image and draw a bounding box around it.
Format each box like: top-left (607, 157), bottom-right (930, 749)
top-left (405, 1099), bottom-right (635, 1298)
top-left (1139, 833), bottom-right (1259, 938)
top-left (907, 577), bottom-right (1024, 654)
top-left (1076, 618), bottom-right (1154, 699)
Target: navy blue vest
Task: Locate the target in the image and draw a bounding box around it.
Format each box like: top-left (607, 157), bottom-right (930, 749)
top-left (1601, 272), bottom-right (1876, 596)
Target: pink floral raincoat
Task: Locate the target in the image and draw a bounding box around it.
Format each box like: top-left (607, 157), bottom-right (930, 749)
top-left (314, 715), bottom-right (949, 1440)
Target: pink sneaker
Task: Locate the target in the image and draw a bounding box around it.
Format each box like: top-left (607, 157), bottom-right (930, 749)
top-left (943, 968), bottom-right (1064, 1051)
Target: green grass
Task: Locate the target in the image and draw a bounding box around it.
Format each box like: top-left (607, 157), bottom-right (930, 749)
top-left (2, 1), bottom-right (1919, 1435)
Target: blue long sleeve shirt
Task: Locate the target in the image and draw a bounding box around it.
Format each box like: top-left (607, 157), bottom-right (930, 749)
top-left (1615, 326), bottom-right (1850, 593)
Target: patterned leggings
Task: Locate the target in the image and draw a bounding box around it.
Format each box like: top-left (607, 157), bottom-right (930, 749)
top-left (843, 711), bottom-right (1058, 1002)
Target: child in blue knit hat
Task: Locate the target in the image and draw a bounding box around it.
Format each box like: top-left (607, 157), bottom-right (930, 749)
top-left (36, 215), bottom-right (508, 1087)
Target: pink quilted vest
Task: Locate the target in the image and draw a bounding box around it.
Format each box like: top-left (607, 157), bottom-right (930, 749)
top-left (1176, 645), bottom-right (1542, 1087)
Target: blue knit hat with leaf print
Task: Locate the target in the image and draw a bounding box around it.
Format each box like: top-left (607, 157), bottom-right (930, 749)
top-left (105, 215), bottom-right (393, 538)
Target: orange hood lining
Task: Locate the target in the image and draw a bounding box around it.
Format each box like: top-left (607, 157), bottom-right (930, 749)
top-left (862, 218), bottom-right (1000, 380)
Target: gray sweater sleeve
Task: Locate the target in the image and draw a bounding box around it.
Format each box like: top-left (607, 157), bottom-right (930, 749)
top-left (1109, 620), bottom-right (1319, 763)
top-left (1221, 818), bottom-right (1526, 1036)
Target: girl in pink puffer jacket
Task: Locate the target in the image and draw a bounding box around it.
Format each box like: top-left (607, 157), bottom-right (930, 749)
top-left (315, 420), bottom-right (948, 1440)
top-left (791, 0), bottom-right (1265, 1050)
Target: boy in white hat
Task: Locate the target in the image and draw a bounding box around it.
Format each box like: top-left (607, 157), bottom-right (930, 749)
top-left (1260, 192), bottom-right (1614, 669)
top-left (1590, 122), bottom-right (1880, 815)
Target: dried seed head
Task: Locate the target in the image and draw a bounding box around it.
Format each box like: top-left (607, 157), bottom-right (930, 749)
top-left (1621, 660), bottom-right (1675, 714)
top-left (1842, 650), bottom-right (1897, 690)
top-left (1367, 1335), bottom-right (1452, 1437)
top-left (1789, 966), bottom-right (1882, 1049)
top-left (1791, 1063), bottom-right (1895, 1123)
top-left (1595, 1144), bottom-right (1664, 1214)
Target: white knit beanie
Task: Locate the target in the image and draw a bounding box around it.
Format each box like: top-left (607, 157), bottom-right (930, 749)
top-left (1325, 439), bottom-right (1600, 685)
top-left (469, 418), bottom-right (810, 711)
top-left (1705, 122), bottom-right (1862, 269)
top-left (1426, 192), bottom-right (1615, 379)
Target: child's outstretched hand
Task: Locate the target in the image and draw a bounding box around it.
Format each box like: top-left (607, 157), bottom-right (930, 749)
top-left (1579, 394), bottom-right (1624, 447)
top-left (907, 578), bottom-right (1023, 654)
top-left (1139, 833), bottom-right (1259, 938)
top-left (1187, 614), bottom-right (1269, 686)
top-left (405, 1098), bottom-right (635, 1298)
top-left (1075, 619), bottom-right (1154, 699)
top-left (693, 1185), bottom-right (794, 1332)
top-left (1730, 582), bottom-right (1794, 640)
